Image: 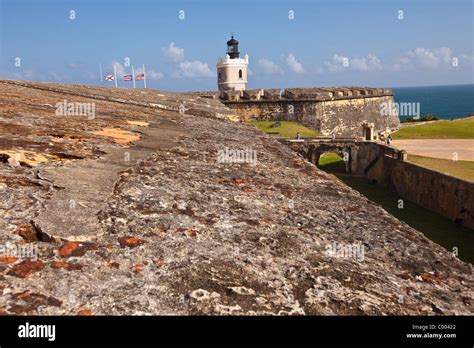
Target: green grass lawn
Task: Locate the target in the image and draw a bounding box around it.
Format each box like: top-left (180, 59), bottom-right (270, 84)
top-left (318, 153), bottom-right (346, 173)
top-left (408, 154), bottom-right (474, 182)
top-left (393, 117), bottom-right (474, 139)
top-left (248, 120), bottom-right (320, 137)
top-left (336, 175), bottom-right (474, 264)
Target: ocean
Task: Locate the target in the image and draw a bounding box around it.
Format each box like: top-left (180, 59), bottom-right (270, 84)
top-left (392, 84), bottom-right (474, 120)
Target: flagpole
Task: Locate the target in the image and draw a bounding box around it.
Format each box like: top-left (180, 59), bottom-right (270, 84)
top-left (132, 66), bottom-right (136, 89)
top-left (99, 63), bottom-right (103, 83)
top-left (143, 64), bottom-right (147, 89)
top-left (113, 64), bottom-right (117, 88)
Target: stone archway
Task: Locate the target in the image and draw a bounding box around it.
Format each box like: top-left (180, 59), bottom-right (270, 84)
top-left (284, 140), bottom-right (360, 174)
top-left (315, 150), bottom-right (349, 173)
top-left (306, 143), bottom-right (357, 174)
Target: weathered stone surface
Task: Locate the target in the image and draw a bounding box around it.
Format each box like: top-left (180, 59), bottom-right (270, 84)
top-left (242, 89), bottom-right (263, 100)
top-left (262, 89), bottom-right (281, 100)
top-left (221, 90), bottom-right (242, 101)
top-left (117, 236), bottom-right (146, 248)
top-left (8, 291), bottom-right (61, 314)
top-left (50, 260), bottom-right (84, 271)
top-left (7, 260), bottom-right (44, 278)
top-left (0, 256), bottom-right (18, 263)
top-left (58, 242), bottom-right (97, 257)
top-left (0, 80), bottom-right (472, 315)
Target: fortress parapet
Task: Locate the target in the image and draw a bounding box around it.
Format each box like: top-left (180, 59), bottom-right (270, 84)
top-left (262, 89), bottom-right (281, 100)
top-left (284, 88), bottom-right (332, 100)
top-left (218, 86), bottom-right (393, 102)
top-left (221, 90), bottom-right (242, 101)
top-left (242, 89), bottom-right (264, 100)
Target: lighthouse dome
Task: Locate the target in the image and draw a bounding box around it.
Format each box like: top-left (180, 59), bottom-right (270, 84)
top-left (227, 36), bottom-right (239, 46)
top-left (226, 36), bottom-right (240, 59)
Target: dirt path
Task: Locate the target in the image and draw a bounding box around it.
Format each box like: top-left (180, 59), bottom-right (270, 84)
top-left (392, 139), bottom-right (474, 161)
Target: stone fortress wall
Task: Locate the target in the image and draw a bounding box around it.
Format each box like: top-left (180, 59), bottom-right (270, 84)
top-left (209, 87), bottom-right (400, 137)
top-left (286, 139), bottom-right (474, 229)
top-left (359, 143), bottom-right (474, 229)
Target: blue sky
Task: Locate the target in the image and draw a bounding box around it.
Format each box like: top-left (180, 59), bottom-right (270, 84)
top-left (0, 0), bottom-right (473, 91)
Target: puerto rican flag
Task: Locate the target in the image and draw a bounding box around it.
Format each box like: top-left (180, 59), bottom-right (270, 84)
top-left (123, 74), bottom-right (133, 81)
top-left (105, 75), bottom-right (114, 81)
top-left (136, 74), bottom-right (145, 81)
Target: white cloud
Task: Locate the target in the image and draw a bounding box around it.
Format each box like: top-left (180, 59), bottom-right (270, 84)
top-left (174, 60), bottom-right (213, 78)
top-left (325, 54), bottom-right (349, 72)
top-left (325, 54), bottom-right (382, 72)
top-left (434, 47), bottom-right (452, 63)
top-left (406, 48), bottom-right (439, 68)
top-left (162, 43), bottom-right (213, 78)
top-left (162, 42), bottom-right (185, 62)
top-left (394, 47), bottom-right (453, 70)
top-left (286, 53), bottom-right (305, 74)
top-left (147, 70), bottom-right (164, 80)
top-left (351, 54), bottom-right (382, 71)
top-left (258, 58), bottom-right (283, 75)
top-left (321, 47), bottom-right (468, 73)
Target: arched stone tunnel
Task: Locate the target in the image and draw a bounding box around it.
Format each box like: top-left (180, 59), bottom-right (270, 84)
top-left (284, 140), bottom-right (360, 174)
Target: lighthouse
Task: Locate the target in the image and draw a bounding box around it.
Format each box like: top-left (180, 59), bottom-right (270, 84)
top-left (216, 36), bottom-right (248, 91)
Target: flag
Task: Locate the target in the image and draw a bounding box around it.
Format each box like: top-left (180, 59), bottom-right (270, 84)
top-left (123, 75), bottom-right (133, 81)
top-left (136, 74), bottom-right (145, 81)
top-left (105, 75), bottom-right (114, 81)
